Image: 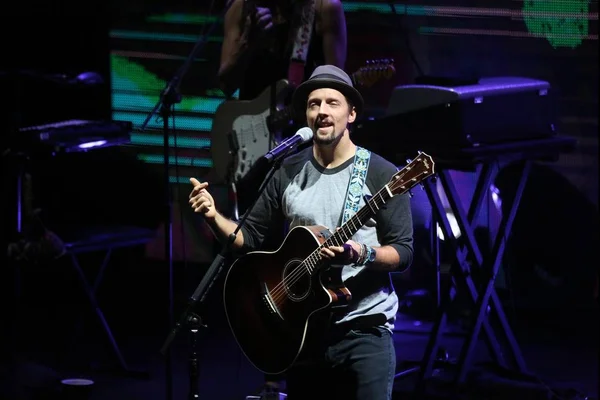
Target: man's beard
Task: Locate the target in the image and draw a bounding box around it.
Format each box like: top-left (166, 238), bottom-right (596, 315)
top-left (313, 128), bottom-right (342, 146)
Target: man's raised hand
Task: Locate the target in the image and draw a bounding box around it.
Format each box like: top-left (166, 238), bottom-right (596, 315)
top-left (189, 178), bottom-right (217, 219)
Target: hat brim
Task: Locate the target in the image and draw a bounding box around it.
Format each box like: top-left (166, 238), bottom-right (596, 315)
top-left (292, 77), bottom-right (364, 120)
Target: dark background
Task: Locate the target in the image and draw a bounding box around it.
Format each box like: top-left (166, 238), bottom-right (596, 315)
top-left (1, 0), bottom-right (598, 399)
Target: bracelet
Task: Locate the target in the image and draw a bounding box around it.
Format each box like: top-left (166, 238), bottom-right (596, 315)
top-left (356, 243), bottom-right (368, 266)
top-left (353, 243), bottom-right (362, 265)
top-left (355, 244), bottom-right (363, 265)
top-left (364, 245), bottom-right (374, 265)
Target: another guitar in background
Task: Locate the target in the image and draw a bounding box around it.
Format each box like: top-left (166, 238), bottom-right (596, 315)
top-left (210, 59), bottom-right (396, 189)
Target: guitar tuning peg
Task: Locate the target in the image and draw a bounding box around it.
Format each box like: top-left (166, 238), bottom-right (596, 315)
top-left (406, 158), bottom-right (413, 164)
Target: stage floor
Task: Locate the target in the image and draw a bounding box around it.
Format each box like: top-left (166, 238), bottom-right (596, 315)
top-left (3, 257), bottom-right (598, 400)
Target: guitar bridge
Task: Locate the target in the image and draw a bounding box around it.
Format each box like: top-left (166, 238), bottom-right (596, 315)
top-left (261, 282), bottom-right (284, 321)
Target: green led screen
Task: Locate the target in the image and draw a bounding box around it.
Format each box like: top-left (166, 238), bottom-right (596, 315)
top-left (110, 1), bottom-right (597, 182)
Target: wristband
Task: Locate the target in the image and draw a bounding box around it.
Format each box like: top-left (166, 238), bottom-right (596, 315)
top-left (364, 245), bottom-right (376, 265)
top-left (354, 243), bottom-right (366, 266)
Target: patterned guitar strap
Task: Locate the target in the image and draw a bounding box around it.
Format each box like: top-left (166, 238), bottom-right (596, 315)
top-left (287, 0), bottom-right (316, 88)
top-left (340, 147), bottom-right (372, 226)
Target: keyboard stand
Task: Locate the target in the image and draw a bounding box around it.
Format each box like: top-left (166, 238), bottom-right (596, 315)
top-left (63, 225), bottom-right (155, 378)
top-left (415, 165), bottom-right (530, 389)
top-left (392, 136), bottom-right (577, 395)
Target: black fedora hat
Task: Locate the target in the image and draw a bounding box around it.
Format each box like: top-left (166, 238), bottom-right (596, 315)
top-left (292, 65), bottom-right (364, 118)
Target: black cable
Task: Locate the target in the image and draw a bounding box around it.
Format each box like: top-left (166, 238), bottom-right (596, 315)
top-left (387, 1), bottom-right (425, 78)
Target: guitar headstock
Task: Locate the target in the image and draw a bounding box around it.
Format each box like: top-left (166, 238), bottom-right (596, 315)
top-left (388, 152), bottom-right (435, 196)
top-left (352, 59), bottom-right (396, 88)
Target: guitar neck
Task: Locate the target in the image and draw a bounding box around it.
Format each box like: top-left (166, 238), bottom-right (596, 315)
top-left (327, 186), bottom-right (393, 246)
top-left (301, 152), bottom-right (434, 276)
top-left (302, 185), bottom-right (394, 274)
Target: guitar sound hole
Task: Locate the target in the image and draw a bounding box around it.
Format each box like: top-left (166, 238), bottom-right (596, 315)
top-left (282, 259), bottom-right (311, 302)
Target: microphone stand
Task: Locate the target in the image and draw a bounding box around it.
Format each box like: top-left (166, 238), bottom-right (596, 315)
top-left (140, 18), bottom-right (219, 400)
top-left (160, 156), bottom-right (285, 400)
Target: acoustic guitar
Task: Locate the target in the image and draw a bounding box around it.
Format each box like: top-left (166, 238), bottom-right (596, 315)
top-left (223, 152), bottom-right (435, 374)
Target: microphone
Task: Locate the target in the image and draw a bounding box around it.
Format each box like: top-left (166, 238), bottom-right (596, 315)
top-left (263, 127), bottom-right (313, 163)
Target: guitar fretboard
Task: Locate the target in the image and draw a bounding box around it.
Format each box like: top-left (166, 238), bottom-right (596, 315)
top-left (302, 184), bottom-right (392, 273)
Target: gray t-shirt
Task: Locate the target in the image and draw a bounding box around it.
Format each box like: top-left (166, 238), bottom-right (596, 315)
top-left (240, 146), bottom-right (414, 330)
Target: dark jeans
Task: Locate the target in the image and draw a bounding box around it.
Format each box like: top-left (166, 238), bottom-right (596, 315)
top-left (285, 325), bottom-right (396, 400)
